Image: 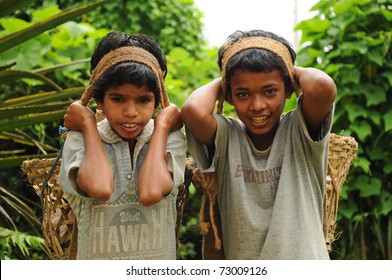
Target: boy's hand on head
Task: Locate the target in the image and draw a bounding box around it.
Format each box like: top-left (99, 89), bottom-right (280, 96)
top-left (154, 103), bottom-right (183, 132)
top-left (63, 101), bottom-right (96, 132)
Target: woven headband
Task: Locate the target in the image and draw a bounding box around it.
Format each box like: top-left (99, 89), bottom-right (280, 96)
top-left (221, 37), bottom-right (301, 97)
top-left (80, 46), bottom-right (169, 107)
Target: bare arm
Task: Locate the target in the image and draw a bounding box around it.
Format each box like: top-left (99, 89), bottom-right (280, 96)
top-left (181, 78), bottom-right (221, 146)
top-left (295, 66), bottom-right (337, 139)
top-left (138, 104), bottom-right (183, 206)
top-left (63, 101), bottom-right (114, 200)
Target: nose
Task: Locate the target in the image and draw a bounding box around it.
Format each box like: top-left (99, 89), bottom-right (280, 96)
top-left (123, 103), bottom-right (137, 117)
top-left (250, 94), bottom-right (266, 111)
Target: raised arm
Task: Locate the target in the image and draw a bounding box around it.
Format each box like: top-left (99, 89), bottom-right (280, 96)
top-left (138, 103), bottom-right (183, 206)
top-left (295, 66), bottom-right (337, 139)
top-left (181, 78), bottom-right (221, 146)
top-left (64, 101), bottom-right (114, 200)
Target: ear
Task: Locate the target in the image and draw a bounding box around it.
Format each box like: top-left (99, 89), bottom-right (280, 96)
top-left (96, 100), bottom-right (104, 111)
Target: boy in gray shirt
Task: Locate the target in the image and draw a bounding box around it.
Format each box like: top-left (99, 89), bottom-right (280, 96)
top-left (182, 30), bottom-right (336, 259)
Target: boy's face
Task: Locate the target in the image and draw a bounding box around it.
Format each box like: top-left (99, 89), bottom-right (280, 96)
top-left (230, 69), bottom-right (291, 149)
top-left (96, 83), bottom-right (156, 141)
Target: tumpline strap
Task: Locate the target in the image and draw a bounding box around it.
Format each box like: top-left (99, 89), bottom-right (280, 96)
top-left (39, 144), bottom-right (64, 207)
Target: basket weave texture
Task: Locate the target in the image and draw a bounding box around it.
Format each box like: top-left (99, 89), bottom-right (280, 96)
top-left (21, 158), bottom-right (77, 260)
top-left (323, 133), bottom-right (358, 251)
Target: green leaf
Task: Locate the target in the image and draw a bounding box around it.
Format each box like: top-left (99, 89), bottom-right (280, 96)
top-left (0, 0), bottom-right (109, 53)
top-left (383, 110), bottom-right (392, 131)
top-left (339, 199), bottom-right (359, 219)
top-left (383, 162), bottom-right (392, 174)
top-left (0, 87), bottom-right (83, 107)
top-left (382, 71), bottom-right (392, 86)
top-left (368, 110), bottom-right (381, 126)
top-left (333, 1), bottom-right (352, 13)
top-left (0, 110), bottom-right (65, 133)
top-left (340, 68), bottom-right (361, 85)
top-left (341, 41), bottom-right (368, 55)
top-left (0, 69), bottom-right (62, 90)
top-left (353, 176), bottom-right (382, 197)
top-left (366, 86), bottom-right (386, 107)
top-left (0, 18), bottom-right (30, 32)
top-left (381, 9), bottom-right (392, 21)
top-left (352, 157), bottom-right (371, 174)
top-left (0, 103), bottom-right (69, 119)
top-left (0, 153), bottom-right (60, 168)
top-left (297, 17), bottom-right (331, 33)
top-left (368, 50), bottom-right (384, 66)
top-left (32, 5), bottom-right (62, 22)
top-left (376, 191), bottom-right (392, 215)
top-left (345, 103), bottom-right (368, 122)
top-left (350, 120), bottom-right (372, 141)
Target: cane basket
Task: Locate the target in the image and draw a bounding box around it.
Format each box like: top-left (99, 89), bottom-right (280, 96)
top-left (21, 157), bottom-right (76, 260)
top-left (323, 133), bottom-right (358, 251)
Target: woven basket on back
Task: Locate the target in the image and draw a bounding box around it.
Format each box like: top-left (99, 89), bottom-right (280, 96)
top-left (22, 157), bottom-right (76, 260)
top-left (324, 133), bottom-right (358, 251)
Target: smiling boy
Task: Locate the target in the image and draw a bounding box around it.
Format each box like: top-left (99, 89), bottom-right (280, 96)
top-left (181, 30), bottom-right (336, 259)
top-left (59, 31), bottom-right (187, 259)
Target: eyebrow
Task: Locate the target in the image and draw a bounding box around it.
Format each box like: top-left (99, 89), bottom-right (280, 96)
top-left (233, 83), bottom-right (280, 91)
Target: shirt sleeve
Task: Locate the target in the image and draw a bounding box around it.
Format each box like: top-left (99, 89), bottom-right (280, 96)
top-left (58, 131), bottom-right (89, 198)
top-left (185, 113), bottom-right (233, 173)
top-left (165, 129), bottom-right (187, 189)
top-left (296, 95), bottom-right (334, 142)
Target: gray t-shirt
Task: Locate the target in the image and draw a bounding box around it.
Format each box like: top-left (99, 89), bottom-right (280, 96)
top-left (187, 98), bottom-right (332, 260)
top-left (59, 119), bottom-right (187, 260)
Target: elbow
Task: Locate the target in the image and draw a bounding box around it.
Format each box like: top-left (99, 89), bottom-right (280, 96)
top-left (312, 75), bottom-right (337, 105)
top-left (180, 101), bottom-right (195, 126)
top-left (181, 100), bottom-right (206, 128)
top-left (138, 178), bottom-right (172, 207)
top-left (139, 190), bottom-right (164, 207)
top-left (77, 174), bottom-right (114, 201)
top-left (89, 182), bottom-right (114, 201)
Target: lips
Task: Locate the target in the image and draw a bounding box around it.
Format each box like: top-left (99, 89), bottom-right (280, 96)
top-left (252, 116), bottom-right (268, 123)
top-left (122, 123), bottom-right (137, 128)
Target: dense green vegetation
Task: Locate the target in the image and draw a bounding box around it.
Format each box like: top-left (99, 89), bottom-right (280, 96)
top-left (295, 0), bottom-right (392, 259)
top-left (0, 0), bottom-right (391, 260)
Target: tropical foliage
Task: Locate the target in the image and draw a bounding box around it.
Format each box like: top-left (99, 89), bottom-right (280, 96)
top-left (295, 0), bottom-right (392, 259)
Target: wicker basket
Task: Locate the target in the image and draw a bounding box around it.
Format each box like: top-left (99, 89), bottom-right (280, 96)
top-left (21, 158), bottom-right (77, 260)
top-left (323, 133), bottom-right (358, 251)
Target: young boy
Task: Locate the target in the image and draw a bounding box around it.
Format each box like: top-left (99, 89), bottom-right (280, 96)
top-left (181, 30), bottom-right (336, 259)
top-left (59, 31), bottom-right (187, 260)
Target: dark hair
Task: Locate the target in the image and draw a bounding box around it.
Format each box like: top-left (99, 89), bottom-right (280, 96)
top-left (218, 30), bottom-right (296, 96)
top-left (90, 31), bottom-right (167, 108)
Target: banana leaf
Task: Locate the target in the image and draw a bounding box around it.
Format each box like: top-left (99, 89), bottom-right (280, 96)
top-left (0, 0), bottom-right (109, 53)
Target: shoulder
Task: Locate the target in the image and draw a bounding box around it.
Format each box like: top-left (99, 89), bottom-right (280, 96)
top-left (213, 113), bottom-right (245, 131)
